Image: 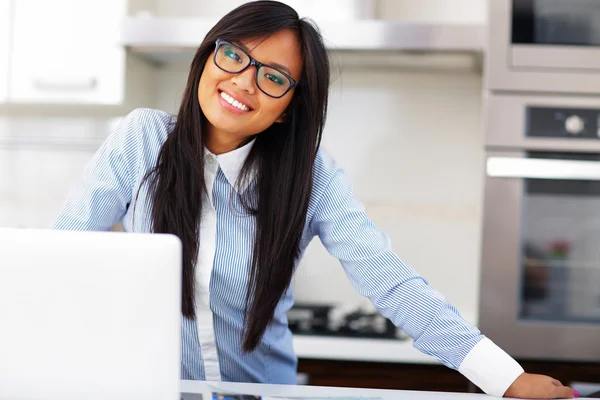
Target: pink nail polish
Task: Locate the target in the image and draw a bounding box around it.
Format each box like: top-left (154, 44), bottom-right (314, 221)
top-left (574, 390), bottom-right (580, 398)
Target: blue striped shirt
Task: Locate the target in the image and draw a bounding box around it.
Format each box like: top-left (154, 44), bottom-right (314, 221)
top-left (53, 108), bottom-right (522, 396)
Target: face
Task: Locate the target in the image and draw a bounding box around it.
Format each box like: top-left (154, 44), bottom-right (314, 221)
top-left (198, 29), bottom-right (303, 153)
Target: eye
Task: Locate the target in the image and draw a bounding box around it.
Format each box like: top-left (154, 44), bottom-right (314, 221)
top-left (223, 46), bottom-right (243, 63)
top-left (265, 72), bottom-right (285, 86)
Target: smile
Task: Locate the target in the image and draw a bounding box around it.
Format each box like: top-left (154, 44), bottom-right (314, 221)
top-left (219, 91), bottom-right (252, 112)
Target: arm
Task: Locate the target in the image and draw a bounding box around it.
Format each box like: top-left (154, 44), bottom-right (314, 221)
top-left (53, 110), bottom-right (144, 231)
top-left (309, 159), bottom-right (573, 398)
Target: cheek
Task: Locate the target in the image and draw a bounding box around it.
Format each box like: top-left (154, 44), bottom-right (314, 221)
top-left (198, 62), bottom-right (223, 97)
top-left (198, 70), bottom-right (213, 96)
top-left (259, 95), bottom-right (292, 122)
top-left (197, 80), bottom-right (209, 114)
top-left (198, 70), bottom-right (219, 111)
top-left (198, 77), bottom-right (208, 101)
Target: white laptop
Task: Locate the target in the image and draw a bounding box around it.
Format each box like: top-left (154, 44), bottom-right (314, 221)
top-left (0, 228), bottom-right (182, 400)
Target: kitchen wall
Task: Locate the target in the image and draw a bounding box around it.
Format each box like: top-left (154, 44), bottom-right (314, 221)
top-left (0, 117), bottom-right (121, 229)
top-left (294, 68), bottom-right (484, 324)
top-left (153, 59), bottom-right (484, 324)
top-left (1, 0), bottom-right (486, 325)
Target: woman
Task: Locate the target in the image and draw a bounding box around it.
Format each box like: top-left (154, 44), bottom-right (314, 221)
top-left (54, 1), bottom-right (577, 399)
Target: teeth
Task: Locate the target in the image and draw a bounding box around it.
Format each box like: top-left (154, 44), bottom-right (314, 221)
top-left (220, 91), bottom-right (250, 111)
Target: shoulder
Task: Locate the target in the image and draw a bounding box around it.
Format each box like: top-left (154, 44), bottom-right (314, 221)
top-left (313, 148), bottom-right (347, 189)
top-left (127, 107), bottom-right (175, 128)
top-left (115, 108), bottom-right (176, 145)
top-left (307, 148), bottom-right (362, 231)
top-left (103, 108), bottom-right (176, 179)
top-left (310, 148), bottom-right (353, 205)
top-left (111, 108), bottom-right (176, 159)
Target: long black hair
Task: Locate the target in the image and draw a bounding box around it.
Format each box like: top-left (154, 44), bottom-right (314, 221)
top-left (145, 1), bottom-right (330, 352)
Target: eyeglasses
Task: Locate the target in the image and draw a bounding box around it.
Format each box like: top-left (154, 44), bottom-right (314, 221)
top-left (213, 39), bottom-right (297, 99)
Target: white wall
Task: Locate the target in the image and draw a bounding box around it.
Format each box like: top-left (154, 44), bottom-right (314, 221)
top-left (296, 68), bottom-right (484, 324)
top-left (0, 116), bottom-right (120, 229)
top-left (152, 59), bottom-right (484, 324)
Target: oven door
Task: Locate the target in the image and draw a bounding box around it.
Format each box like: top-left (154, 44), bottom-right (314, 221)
top-left (487, 0), bottom-right (600, 94)
top-left (479, 151), bottom-right (600, 362)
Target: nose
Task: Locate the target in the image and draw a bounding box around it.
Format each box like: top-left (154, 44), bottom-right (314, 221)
top-left (230, 67), bottom-right (256, 95)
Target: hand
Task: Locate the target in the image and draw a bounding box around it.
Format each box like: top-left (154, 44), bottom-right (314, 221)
top-left (504, 373), bottom-right (579, 399)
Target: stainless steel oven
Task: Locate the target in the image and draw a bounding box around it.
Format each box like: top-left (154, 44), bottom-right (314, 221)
top-left (479, 93), bottom-right (600, 361)
top-left (487, 0), bottom-right (600, 94)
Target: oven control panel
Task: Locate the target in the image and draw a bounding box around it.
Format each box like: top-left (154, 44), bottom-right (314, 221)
top-left (527, 106), bottom-right (600, 139)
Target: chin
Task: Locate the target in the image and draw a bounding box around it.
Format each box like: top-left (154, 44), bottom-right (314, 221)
top-left (211, 120), bottom-right (247, 136)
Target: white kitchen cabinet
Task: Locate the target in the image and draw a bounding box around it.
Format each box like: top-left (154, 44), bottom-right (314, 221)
top-left (0, 0), bottom-right (11, 103)
top-left (9, 0), bottom-right (126, 104)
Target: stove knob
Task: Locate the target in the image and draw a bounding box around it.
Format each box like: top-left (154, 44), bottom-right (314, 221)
top-left (565, 115), bottom-right (585, 135)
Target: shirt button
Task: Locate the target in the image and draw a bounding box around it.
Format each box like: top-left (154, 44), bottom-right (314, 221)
top-left (206, 155), bottom-right (217, 168)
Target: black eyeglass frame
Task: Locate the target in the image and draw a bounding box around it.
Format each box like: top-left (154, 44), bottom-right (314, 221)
top-left (213, 39), bottom-right (298, 99)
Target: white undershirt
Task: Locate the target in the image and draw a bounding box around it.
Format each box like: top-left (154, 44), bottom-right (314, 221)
top-left (194, 140), bottom-right (256, 381)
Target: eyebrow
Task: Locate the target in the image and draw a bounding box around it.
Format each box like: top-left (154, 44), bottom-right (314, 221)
top-left (235, 41), bottom-right (293, 76)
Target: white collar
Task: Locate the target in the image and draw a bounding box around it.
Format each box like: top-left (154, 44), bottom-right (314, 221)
top-left (204, 139), bottom-right (256, 193)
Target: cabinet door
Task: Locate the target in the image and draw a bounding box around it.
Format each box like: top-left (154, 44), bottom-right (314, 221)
top-left (0, 0), bottom-right (11, 102)
top-left (9, 0), bottom-right (126, 104)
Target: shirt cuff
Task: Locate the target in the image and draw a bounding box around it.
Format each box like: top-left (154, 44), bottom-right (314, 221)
top-left (458, 337), bottom-right (525, 397)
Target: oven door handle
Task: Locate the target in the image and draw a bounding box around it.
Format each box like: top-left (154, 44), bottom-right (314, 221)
top-left (487, 157), bottom-right (600, 181)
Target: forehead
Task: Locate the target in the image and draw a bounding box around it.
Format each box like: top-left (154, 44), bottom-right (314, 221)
top-left (241, 30), bottom-right (302, 80)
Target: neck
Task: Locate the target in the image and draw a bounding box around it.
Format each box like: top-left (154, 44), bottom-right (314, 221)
top-left (205, 129), bottom-right (248, 155)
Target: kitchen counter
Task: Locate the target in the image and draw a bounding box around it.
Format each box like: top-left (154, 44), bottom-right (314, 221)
top-left (292, 335), bottom-right (436, 364)
top-left (181, 380), bottom-right (493, 400)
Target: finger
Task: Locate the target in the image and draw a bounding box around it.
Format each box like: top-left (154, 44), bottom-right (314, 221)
top-left (554, 385), bottom-right (575, 399)
top-left (552, 378), bottom-right (564, 387)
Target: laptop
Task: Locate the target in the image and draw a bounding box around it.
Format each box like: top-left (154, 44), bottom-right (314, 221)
top-left (0, 228), bottom-right (182, 400)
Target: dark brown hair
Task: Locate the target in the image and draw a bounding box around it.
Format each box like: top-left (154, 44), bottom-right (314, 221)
top-left (144, 1), bottom-right (330, 351)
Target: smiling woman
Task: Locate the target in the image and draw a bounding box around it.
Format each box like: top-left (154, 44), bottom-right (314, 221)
top-left (53, 1), bottom-right (576, 399)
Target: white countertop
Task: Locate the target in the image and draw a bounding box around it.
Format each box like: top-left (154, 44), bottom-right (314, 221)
top-left (181, 380), bottom-right (492, 400)
top-left (292, 335), bottom-right (437, 364)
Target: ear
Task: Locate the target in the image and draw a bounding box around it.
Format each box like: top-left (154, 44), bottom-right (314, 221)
top-left (275, 111), bottom-right (287, 123)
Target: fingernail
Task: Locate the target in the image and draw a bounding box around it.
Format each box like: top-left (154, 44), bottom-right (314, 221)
top-left (574, 390), bottom-right (580, 398)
